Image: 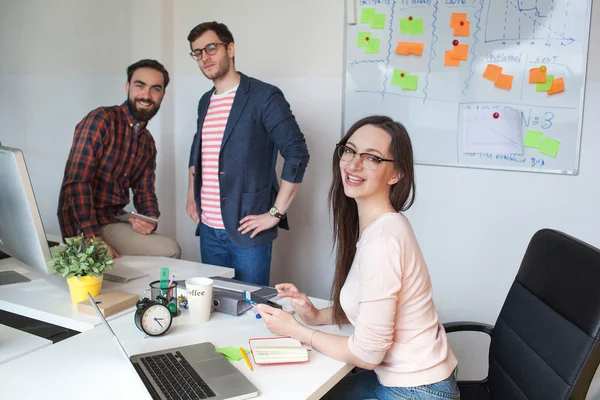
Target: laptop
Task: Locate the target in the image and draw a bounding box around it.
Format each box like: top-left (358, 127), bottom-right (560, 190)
top-left (88, 293), bottom-right (259, 400)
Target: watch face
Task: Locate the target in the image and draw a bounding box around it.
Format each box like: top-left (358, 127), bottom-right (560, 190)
top-left (269, 207), bottom-right (276, 216)
top-left (141, 304), bottom-right (172, 336)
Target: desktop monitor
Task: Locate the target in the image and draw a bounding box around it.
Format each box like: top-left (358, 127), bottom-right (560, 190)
top-left (0, 146), bottom-right (53, 275)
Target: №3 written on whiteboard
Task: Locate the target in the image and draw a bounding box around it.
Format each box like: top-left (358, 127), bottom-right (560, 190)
top-left (343, 0), bottom-right (592, 174)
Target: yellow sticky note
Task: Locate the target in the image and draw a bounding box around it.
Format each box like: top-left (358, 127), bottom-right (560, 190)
top-left (547, 78), bottom-right (565, 95)
top-left (444, 50), bottom-right (460, 66)
top-left (453, 21), bottom-right (470, 36)
top-left (524, 130), bottom-right (544, 148)
top-left (450, 13), bottom-right (468, 28)
top-left (483, 64), bottom-right (503, 82)
top-left (528, 68), bottom-right (547, 83)
top-left (494, 74), bottom-right (514, 90)
top-left (539, 137), bottom-right (561, 157)
top-left (451, 44), bottom-right (469, 61)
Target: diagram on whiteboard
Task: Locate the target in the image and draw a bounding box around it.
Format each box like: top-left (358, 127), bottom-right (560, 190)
top-left (343, 0), bottom-right (591, 174)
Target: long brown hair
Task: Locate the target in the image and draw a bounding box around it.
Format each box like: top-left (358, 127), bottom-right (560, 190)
top-left (328, 115), bottom-right (416, 326)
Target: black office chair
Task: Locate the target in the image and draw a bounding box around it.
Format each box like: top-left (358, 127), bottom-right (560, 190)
top-left (445, 229), bottom-right (600, 400)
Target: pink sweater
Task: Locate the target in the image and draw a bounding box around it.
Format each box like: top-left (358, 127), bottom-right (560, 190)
top-left (339, 212), bottom-right (457, 387)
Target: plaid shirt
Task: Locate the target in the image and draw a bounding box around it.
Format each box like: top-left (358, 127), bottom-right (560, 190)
top-left (57, 102), bottom-right (159, 239)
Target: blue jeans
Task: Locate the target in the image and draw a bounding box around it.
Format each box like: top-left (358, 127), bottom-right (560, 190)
top-left (322, 368), bottom-right (460, 400)
top-left (199, 222), bottom-right (272, 286)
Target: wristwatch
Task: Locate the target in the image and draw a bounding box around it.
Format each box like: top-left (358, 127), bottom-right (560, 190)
top-left (269, 206), bottom-right (285, 219)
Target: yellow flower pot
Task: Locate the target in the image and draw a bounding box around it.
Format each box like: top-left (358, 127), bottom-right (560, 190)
top-left (67, 275), bottom-right (103, 305)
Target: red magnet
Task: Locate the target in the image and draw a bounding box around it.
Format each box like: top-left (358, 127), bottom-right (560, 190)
top-left (408, 16), bottom-right (413, 21)
top-left (400, 73), bottom-right (405, 77)
top-left (453, 40), bottom-right (459, 46)
top-left (460, 21), bottom-right (465, 26)
top-left (493, 112), bottom-right (499, 119)
top-left (365, 36), bottom-right (370, 41)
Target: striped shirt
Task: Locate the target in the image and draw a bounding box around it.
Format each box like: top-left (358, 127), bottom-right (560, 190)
top-left (200, 86), bottom-right (237, 229)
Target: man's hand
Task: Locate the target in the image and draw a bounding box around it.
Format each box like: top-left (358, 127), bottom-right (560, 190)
top-left (106, 243), bottom-right (120, 258)
top-left (238, 212), bottom-right (279, 238)
top-left (186, 197), bottom-right (199, 224)
top-left (129, 217), bottom-right (156, 235)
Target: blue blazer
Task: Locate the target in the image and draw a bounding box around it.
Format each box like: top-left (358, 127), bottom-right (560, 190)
top-left (189, 73), bottom-right (310, 248)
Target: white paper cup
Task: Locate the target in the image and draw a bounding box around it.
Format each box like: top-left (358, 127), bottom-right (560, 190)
top-left (185, 277), bottom-right (213, 323)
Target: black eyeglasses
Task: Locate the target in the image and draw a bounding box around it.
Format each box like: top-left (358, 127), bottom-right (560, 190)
top-left (336, 144), bottom-right (394, 171)
top-left (189, 42), bottom-right (228, 60)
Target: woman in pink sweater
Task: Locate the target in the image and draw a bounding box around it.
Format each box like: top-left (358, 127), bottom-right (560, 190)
top-left (256, 115), bottom-right (459, 399)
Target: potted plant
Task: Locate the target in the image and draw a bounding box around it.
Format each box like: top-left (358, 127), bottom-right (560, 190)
top-left (49, 234), bottom-right (115, 305)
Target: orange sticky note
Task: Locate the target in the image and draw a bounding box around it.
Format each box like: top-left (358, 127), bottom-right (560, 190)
top-left (453, 21), bottom-right (470, 36)
top-left (528, 68), bottom-right (547, 83)
top-left (547, 78), bottom-right (565, 95)
top-left (483, 64), bottom-right (503, 82)
top-left (395, 42), bottom-right (410, 55)
top-left (451, 44), bottom-right (469, 61)
top-left (395, 42), bottom-right (424, 55)
top-left (450, 13), bottom-right (467, 28)
top-left (444, 50), bottom-right (460, 66)
top-left (494, 74), bottom-right (514, 90)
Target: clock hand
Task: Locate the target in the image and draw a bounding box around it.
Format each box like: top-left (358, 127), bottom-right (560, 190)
top-left (154, 318), bottom-right (163, 328)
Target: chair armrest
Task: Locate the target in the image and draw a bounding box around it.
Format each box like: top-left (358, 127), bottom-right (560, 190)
top-left (443, 321), bottom-right (493, 336)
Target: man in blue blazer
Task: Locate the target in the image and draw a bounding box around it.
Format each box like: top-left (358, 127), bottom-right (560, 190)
top-left (186, 21), bottom-right (310, 286)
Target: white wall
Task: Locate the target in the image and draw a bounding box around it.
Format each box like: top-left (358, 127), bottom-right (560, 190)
top-left (1, 0), bottom-right (598, 395)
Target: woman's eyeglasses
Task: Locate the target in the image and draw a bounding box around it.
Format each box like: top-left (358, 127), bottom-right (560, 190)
top-left (336, 144), bottom-right (394, 171)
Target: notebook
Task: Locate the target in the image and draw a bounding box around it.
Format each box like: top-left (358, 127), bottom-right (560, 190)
top-left (248, 337), bottom-right (309, 365)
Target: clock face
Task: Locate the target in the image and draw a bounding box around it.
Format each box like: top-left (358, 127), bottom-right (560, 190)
top-left (141, 304), bottom-right (172, 336)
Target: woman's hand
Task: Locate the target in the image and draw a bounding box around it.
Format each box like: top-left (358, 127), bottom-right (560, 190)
top-left (275, 283), bottom-right (323, 325)
top-left (256, 304), bottom-right (307, 340)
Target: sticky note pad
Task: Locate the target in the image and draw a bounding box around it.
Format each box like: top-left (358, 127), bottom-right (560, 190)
top-left (524, 130), bottom-right (544, 148)
top-left (365, 38), bottom-right (380, 54)
top-left (540, 137), bottom-right (561, 157)
top-left (444, 50), bottom-right (460, 66)
top-left (529, 68), bottom-right (547, 83)
top-left (494, 74), bottom-right (514, 90)
top-left (357, 32), bottom-right (371, 47)
top-left (360, 8), bottom-right (375, 24)
top-left (371, 13), bottom-right (386, 29)
top-left (400, 75), bottom-right (419, 91)
top-left (215, 347), bottom-right (250, 362)
top-left (400, 18), bottom-right (424, 35)
top-left (391, 70), bottom-right (406, 86)
top-left (396, 42), bottom-right (424, 55)
top-left (547, 77), bottom-right (565, 95)
top-left (451, 44), bottom-right (469, 61)
top-left (450, 13), bottom-right (468, 28)
top-left (453, 21), bottom-right (470, 36)
top-left (536, 74), bottom-right (554, 92)
top-left (483, 64), bottom-right (503, 82)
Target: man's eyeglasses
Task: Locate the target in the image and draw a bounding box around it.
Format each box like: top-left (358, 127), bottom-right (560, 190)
top-left (336, 144), bottom-right (394, 171)
top-left (189, 42), bottom-right (228, 60)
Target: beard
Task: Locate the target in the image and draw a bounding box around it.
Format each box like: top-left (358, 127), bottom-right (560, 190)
top-left (127, 94), bottom-right (161, 122)
top-left (200, 57), bottom-right (230, 81)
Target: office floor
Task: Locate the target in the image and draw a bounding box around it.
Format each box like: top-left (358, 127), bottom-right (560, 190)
top-left (0, 310), bottom-right (79, 343)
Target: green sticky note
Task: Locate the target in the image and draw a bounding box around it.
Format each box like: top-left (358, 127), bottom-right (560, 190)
top-left (391, 70), bottom-right (407, 86)
top-left (357, 32), bottom-right (371, 47)
top-left (360, 8), bottom-right (375, 23)
top-left (539, 137), bottom-right (561, 158)
top-left (524, 130), bottom-right (544, 148)
top-left (400, 18), bottom-right (424, 35)
top-left (400, 75), bottom-right (419, 91)
top-left (365, 38), bottom-right (380, 54)
top-left (536, 74), bottom-right (554, 92)
top-left (371, 13), bottom-right (386, 29)
top-left (215, 347), bottom-right (250, 362)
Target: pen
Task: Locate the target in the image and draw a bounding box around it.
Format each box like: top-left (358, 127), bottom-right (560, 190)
top-left (239, 347), bottom-right (253, 371)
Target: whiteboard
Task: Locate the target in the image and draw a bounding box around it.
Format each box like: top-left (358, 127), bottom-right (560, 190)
top-left (343, 0), bottom-right (592, 174)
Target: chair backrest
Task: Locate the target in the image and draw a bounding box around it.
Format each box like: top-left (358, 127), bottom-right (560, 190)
top-left (488, 229), bottom-right (600, 400)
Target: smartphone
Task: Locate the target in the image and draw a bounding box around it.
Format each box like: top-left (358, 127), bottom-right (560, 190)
top-left (115, 211), bottom-right (159, 224)
top-left (243, 290), bottom-right (283, 309)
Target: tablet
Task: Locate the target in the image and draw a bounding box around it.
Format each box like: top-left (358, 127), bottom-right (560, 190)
top-left (115, 211), bottom-right (159, 224)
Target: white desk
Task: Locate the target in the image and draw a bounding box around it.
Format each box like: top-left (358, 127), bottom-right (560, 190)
top-left (0, 256), bottom-right (234, 332)
top-left (0, 297), bottom-right (354, 399)
top-left (0, 324), bottom-right (52, 365)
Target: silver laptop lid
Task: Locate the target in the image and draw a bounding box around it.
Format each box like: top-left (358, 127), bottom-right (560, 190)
top-left (88, 293), bottom-right (131, 359)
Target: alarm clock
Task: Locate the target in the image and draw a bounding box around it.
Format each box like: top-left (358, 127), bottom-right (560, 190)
top-left (134, 297), bottom-right (173, 336)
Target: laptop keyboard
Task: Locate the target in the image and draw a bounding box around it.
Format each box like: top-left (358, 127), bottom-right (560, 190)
top-left (140, 352), bottom-right (216, 399)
